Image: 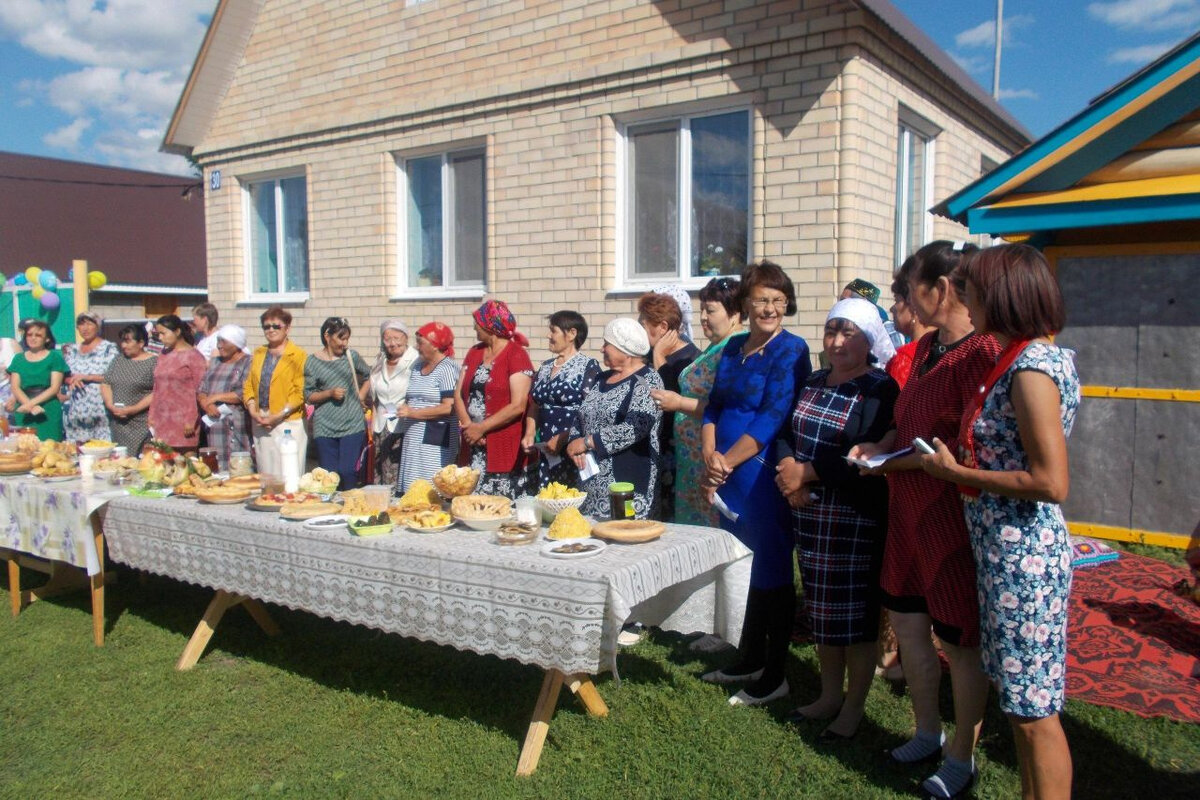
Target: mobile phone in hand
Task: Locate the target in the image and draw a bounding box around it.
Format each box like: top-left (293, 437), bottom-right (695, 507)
top-left (913, 437), bottom-right (936, 455)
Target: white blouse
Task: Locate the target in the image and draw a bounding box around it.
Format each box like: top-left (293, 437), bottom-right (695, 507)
top-left (370, 347), bottom-right (419, 433)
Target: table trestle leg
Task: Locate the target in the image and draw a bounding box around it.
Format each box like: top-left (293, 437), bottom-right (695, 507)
top-left (565, 674), bottom-right (609, 717)
top-left (516, 668), bottom-right (565, 777)
top-left (176, 590), bottom-right (282, 671)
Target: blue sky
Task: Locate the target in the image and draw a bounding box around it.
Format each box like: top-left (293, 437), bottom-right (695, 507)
top-left (0, 0), bottom-right (1197, 176)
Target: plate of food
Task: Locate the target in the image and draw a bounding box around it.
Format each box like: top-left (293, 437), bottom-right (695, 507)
top-left (591, 519), bottom-right (666, 544)
top-left (127, 485), bottom-right (173, 498)
top-left (450, 494), bottom-right (513, 530)
top-left (393, 506), bottom-right (454, 532)
top-left (302, 514), bottom-right (351, 531)
top-left (0, 453), bottom-right (33, 475)
top-left (195, 485), bottom-right (253, 504)
top-left (347, 512), bottom-right (395, 536)
top-left (79, 439), bottom-right (116, 457)
top-left (432, 464), bottom-right (481, 498)
top-left (541, 538), bottom-right (607, 559)
top-left (494, 520), bottom-right (539, 546)
top-left (279, 501), bottom-right (343, 520)
top-left (248, 491), bottom-right (323, 510)
top-left (39, 472), bottom-right (82, 482)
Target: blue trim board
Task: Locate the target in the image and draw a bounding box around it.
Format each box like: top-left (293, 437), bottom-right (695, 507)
top-left (940, 36), bottom-right (1200, 220)
top-left (966, 193), bottom-right (1200, 235)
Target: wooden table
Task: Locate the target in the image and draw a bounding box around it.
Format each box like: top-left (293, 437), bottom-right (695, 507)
top-left (101, 496), bottom-right (752, 775)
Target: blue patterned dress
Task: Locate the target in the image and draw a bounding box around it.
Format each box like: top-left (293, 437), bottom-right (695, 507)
top-left (62, 340), bottom-right (118, 443)
top-left (963, 342), bottom-right (1080, 717)
top-left (703, 331), bottom-right (811, 589)
top-left (529, 353), bottom-right (601, 490)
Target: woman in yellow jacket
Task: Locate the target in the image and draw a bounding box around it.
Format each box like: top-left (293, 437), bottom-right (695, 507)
top-left (243, 305), bottom-right (308, 479)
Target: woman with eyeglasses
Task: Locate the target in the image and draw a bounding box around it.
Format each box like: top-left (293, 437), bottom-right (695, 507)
top-left (700, 261), bottom-right (811, 707)
top-left (649, 276), bottom-right (743, 526)
top-left (455, 300), bottom-right (535, 498)
top-left (395, 322), bottom-right (460, 493)
top-left (6, 320), bottom-right (68, 440)
top-left (305, 317), bottom-right (371, 490)
top-left (60, 310), bottom-right (118, 443)
top-left (244, 306), bottom-right (308, 479)
top-left (148, 314), bottom-right (207, 453)
top-left (638, 291), bottom-right (701, 521)
top-left (369, 319), bottom-right (419, 487)
top-left (101, 325), bottom-right (157, 455)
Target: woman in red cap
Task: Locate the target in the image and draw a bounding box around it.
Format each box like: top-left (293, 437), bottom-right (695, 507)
top-left (394, 322), bottom-right (460, 493)
top-left (454, 300), bottom-right (534, 497)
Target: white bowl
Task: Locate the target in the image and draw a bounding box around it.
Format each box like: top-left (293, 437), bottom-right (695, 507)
top-left (80, 444), bottom-right (114, 458)
top-left (537, 494), bottom-right (587, 523)
top-left (454, 514), bottom-right (513, 531)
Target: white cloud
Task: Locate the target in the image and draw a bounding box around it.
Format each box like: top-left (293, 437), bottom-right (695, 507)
top-left (1107, 42), bottom-right (1176, 63)
top-left (954, 15), bottom-right (1036, 49)
top-left (43, 116), bottom-right (91, 150)
top-left (1087, 0), bottom-right (1200, 31)
top-left (998, 88), bottom-right (1039, 100)
top-left (950, 52), bottom-right (990, 75)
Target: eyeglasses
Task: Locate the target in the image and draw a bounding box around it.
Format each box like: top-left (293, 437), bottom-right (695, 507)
top-left (750, 297), bottom-right (788, 310)
top-left (262, 323), bottom-right (284, 331)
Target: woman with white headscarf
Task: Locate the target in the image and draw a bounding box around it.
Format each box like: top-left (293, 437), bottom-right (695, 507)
top-left (370, 319), bottom-right (419, 486)
top-left (565, 318), bottom-right (664, 519)
top-left (197, 324), bottom-right (252, 470)
top-left (773, 297), bottom-right (899, 738)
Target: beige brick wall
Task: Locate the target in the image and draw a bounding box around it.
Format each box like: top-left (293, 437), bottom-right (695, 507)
top-left (195, 0), bottom-right (1026, 359)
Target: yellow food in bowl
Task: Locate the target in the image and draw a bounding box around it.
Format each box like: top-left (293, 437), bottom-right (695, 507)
top-left (537, 481), bottom-right (585, 500)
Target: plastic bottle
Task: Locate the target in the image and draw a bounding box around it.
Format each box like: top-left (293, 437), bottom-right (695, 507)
top-left (279, 429), bottom-right (300, 493)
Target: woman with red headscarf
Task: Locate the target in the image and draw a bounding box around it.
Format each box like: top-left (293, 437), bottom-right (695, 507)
top-left (394, 321), bottom-right (460, 493)
top-left (454, 300), bottom-right (534, 497)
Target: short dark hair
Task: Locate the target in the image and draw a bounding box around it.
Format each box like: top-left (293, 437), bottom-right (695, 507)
top-left (892, 254), bottom-right (917, 301)
top-left (192, 302), bottom-right (218, 327)
top-left (959, 244), bottom-right (1066, 339)
top-left (320, 316), bottom-right (352, 345)
top-left (259, 305), bottom-right (292, 326)
top-left (637, 292), bottom-right (683, 331)
top-left (698, 276), bottom-right (741, 318)
top-left (22, 320), bottom-right (54, 349)
top-left (736, 260), bottom-right (796, 316)
top-left (548, 310), bottom-right (589, 349)
top-left (908, 240), bottom-right (980, 290)
top-left (118, 324), bottom-right (148, 344)
top-left (155, 314), bottom-right (194, 345)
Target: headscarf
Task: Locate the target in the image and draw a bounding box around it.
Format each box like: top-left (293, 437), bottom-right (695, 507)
top-left (843, 278), bottom-right (881, 305)
top-left (417, 321), bottom-right (455, 358)
top-left (375, 318), bottom-right (410, 374)
top-left (76, 309), bottom-right (103, 326)
top-left (827, 297), bottom-right (896, 367)
top-left (214, 324), bottom-right (251, 355)
top-left (652, 284), bottom-right (694, 342)
top-left (603, 318), bottom-right (651, 357)
top-left (472, 299), bottom-right (529, 347)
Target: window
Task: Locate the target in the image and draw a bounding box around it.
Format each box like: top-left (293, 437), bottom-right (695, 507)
top-left (245, 174), bottom-right (309, 297)
top-left (399, 148), bottom-right (486, 291)
top-left (622, 109), bottom-right (751, 283)
top-left (894, 110), bottom-right (939, 265)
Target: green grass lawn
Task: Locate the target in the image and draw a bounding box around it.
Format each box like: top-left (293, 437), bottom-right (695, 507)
top-left (1, 547), bottom-right (1196, 799)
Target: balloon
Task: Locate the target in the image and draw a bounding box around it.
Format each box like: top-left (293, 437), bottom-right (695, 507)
top-left (13, 275), bottom-right (27, 286)
top-left (31, 286), bottom-right (45, 300)
top-left (0, 273), bottom-right (6, 287)
top-left (24, 266), bottom-right (42, 283)
top-left (38, 271), bottom-right (58, 290)
top-left (67, 268), bottom-right (74, 280)
top-left (40, 292), bottom-right (60, 311)
top-left (88, 271), bottom-right (108, 290)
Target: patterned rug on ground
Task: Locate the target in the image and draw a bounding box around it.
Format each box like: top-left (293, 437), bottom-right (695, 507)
top-left (1067, 551), bottom-right (1200, 722)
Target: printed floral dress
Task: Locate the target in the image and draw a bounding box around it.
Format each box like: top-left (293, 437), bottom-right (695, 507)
top-left (529, 353), bottom-right (601, 490)
top-left (964, 342), bottom-right (1080, 717)
top-left (673, 334), bottom-right (734, 526)
top-left (466, 361), bottom-right (534, 497)
top-left (62, 340), bottom-right (118, 443)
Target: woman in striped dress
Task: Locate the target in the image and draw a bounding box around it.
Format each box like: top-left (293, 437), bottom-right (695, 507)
top-left (394, 322), bottom-right (460, 493)
top-left (305, 318), bottom-right (372, 491)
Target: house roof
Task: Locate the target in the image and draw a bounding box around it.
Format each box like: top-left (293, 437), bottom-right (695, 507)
top-left (0, 151), bottom-right (207, 290)
top-left (163, 0), bottom-right (1030, 156)
top-left (935, 31), bottom-right (1200, 237)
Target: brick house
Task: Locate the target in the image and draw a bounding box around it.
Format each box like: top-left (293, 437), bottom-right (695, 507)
top-left (163, 0), bottom-right (1028, 354)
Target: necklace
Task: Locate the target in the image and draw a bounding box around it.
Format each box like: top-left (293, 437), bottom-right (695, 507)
top-left (740, 329), bottom-right (779, 364)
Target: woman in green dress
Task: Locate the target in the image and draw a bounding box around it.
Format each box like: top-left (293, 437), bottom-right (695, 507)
top-left (6, 321), bottom-right (68, 440)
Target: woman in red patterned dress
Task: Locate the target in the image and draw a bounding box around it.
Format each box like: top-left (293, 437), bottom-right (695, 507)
top-left (850, 241), bottom-right (1000, 799)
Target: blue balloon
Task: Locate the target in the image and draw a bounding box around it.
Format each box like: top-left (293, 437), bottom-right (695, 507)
top-left (38, 271), bottom-right (58, 291)
top-left (67, 268), bottom-right (74, 280)
top-left (13, 275), bottom-right (27, 286)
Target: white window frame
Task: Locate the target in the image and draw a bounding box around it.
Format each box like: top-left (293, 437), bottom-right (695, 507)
top-left (615, 106), bottom-right (753, 291)
top-left (394, 146), bottom-right (487, 300)
top-left (241, 169), bottom-right (310, 303)
top-left (894, 108), bottom-right (940, 266)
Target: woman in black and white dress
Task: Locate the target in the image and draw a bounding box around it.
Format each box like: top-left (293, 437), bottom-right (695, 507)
top-left (565, 319), bottom-right (663, 519)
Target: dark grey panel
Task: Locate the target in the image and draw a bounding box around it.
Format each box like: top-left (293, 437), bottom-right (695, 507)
top-left (1137, 325), bottom-right (1200, 387)
top-left (1057, 258), bottom-right (1143, 327)
top-left (1054, 327), bottom-right (1136, 386)
top-left (1130, 399), bottom-right (1200, 535)
top-left (1062, 397), bottom-right (1134, 529)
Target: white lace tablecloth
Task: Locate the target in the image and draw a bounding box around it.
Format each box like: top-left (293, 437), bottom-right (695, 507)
top-left (102, 497), bottom-right (753, 676)
top-left (0, 475), bottom-right (126, 576)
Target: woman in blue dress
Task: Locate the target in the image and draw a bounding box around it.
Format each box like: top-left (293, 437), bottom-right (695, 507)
top-left (522, 311), bottom-right (601, 490)
top-left (919, 244), bottom-right (1078, 800)
top-left (700, 261), bottom-right (811, 706)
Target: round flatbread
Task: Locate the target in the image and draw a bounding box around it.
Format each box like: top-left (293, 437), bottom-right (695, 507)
top-left (280, 501), bottom-right (343, 520)
top-left (591, 519), bottom-right (666, 543)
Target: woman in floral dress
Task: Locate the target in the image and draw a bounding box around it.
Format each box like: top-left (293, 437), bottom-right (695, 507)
top-left (61, 311), bottom-right (118, 443)
top-left (197, 325), bottom-right (252, 471)
top-left (522, 310), bottom-right (601, 490)
top-left (919, 244), bottom-right (1079, 800)
top-left (651, 276), bottom-right (743, 526)
top-left (102, 325), bottom-right (157, 454)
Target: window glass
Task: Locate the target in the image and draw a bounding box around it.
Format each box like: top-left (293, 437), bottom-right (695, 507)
top-left (402, 149), bottom-right (485, 289)
top-left (407, 156), bottom-right (443, 286)
top-left (690, 111), bottom-right (749, 278)
top-left (630, 122), bottom-right (678, 277)
top-left (450, 151), bottom-right (485, 285)
top-left (247, 175), bottom-right (308, 296)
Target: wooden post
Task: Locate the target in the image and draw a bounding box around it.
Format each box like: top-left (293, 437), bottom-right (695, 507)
top-left (516, 669), bottom-right (565, 777)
